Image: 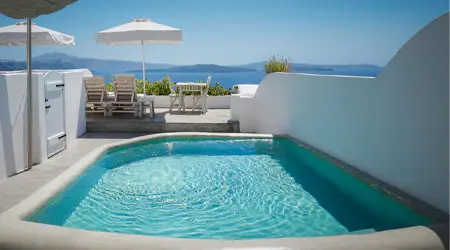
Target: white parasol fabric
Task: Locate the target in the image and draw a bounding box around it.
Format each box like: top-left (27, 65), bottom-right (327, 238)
top-left (96, 18), bottom-right (182, 95)
top-left (0, 21), bottom-right (75, 46)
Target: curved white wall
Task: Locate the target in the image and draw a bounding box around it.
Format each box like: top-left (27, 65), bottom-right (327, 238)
top-left (243, 12), bottom-right (449, 212)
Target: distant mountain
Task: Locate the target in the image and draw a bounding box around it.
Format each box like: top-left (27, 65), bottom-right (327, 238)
top-left (0, 52), bottom-right (382, 75)
top-left (32, 52), bottom-right (179, 72)
top-left (0, 58), bottom-right (76, 71)
top-left (0, 61), bottom-right (26, 71)
top-left (235, 61), bottom-right (382, 72)
top-left (0, 52), bottom-right (180, 72)
top-left (235, 61), bottom-right (266, 70)
top-left (127, 64), bottom-right (257, 73)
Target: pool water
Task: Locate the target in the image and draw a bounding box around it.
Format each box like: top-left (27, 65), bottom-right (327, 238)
top-left (28, 137), bottom-right (430, 239)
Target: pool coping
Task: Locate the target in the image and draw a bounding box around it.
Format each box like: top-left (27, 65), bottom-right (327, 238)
top-left (0, 132), bottom-right (448, 250)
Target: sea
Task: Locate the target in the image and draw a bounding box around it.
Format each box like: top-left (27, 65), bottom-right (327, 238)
top-left (95, 68), bottom-right (380, 90)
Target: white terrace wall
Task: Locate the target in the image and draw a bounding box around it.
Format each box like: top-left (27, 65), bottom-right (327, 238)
top-left (60, 70), bottom-right (91, 147)
top-left (0, 73), bottom-right (29, 180)
top-left (136, 95), bottom-right (231, 109)
top-left (245, 12), bottom-right (449, 212)
top-left (0, 69), bottom-right (90, 182)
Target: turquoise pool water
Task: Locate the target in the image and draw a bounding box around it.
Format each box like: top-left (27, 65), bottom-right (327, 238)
top-left (28, 137), bottom-right (430, 239)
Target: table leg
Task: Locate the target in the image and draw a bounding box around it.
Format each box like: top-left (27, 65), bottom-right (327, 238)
top-left (181, 91), bottom-right (186, 112)
top-left (202, 95), bottom-right (206, 114)
top-left (177, 90), bottom-right (181, 112)
top-left (192, 95), bottom-right (196, 113)
top-left (201, 89), bottom-right (206, 114)
top-left (151, 101), bottom-right (155, 118)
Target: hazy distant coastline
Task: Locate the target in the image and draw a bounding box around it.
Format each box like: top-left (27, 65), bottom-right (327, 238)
top-left (0, 52), bottom-right (382, 74)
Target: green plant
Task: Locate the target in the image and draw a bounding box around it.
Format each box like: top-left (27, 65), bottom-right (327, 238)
top-left (106, 77), bottom-right (231, 96)
top-left (208, 82), bottom-right (231, 96)
top-left (264, 54), bottom-right (292, 74)
top-left (106, 82), bottom-right (115, 92)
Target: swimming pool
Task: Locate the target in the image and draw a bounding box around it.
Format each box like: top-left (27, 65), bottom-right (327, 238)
top-left (26, 136), bottom-right (431, 240)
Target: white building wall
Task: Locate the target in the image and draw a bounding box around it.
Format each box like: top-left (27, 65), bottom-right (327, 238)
top-left (0, 74), bottom-right (29, 180)
top-left (61, 70), bottom-right (89, 148)
top-left (237, 12), bottom-right (449, 212)
top-left (0, 69), bottom-right (91, 182)
top-left (31, 73), bottom-right (46, 165)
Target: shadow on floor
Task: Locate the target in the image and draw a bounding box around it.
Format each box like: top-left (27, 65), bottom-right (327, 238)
top-left (86, 111), bottom-right (167, 123)
top-left (79, 132), bottom-right (151, 139)
top-left (427, 223), bottom-right (449, 250)
top-left (168, 110), bottom-right (204, 116)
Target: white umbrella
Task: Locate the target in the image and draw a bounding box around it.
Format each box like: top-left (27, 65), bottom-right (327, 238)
top-left (0, 21), bottom-right (75, 46)
top-left (0, 0), bottom-right (77, 168)
top-left (96, 18), bottom-right (182, 95)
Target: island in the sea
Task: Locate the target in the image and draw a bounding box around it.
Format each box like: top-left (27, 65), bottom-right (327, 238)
top-left (0, 53), bottom-right (382, 75)
top-left (127, 64), bottom-right (258, 73)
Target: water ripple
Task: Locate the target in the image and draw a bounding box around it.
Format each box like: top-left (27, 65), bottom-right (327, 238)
top-left (63, 152), bottom-right (348, 239)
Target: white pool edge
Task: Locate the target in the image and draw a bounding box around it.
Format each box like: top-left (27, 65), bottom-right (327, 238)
top-left (0, 132), bottom-right (447, 250)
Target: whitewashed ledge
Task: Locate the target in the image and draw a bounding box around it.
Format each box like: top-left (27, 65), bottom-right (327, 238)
top-left (0, 132), bottom-right (448, 250)
top-left (107, 92), bottom-right (231, 109)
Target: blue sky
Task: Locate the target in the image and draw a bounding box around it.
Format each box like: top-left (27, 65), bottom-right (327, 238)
top-left (0, 0), bottom-right (448, 66)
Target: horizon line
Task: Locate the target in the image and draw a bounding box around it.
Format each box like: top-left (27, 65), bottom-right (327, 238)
top-left (2, 52), bottom-right (384, 67)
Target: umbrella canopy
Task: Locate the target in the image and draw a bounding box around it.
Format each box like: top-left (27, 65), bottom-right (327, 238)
top-left (96, 18), bottom-right (182, 45)
top-left (0, 0), bottom-right (77, 19)
top-left (96, 18), bottom-right (182, 95)
top-left (0, 21), bottom-right (75, 46)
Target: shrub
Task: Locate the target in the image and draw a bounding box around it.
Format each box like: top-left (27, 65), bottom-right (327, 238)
top-left (106, 77), bottom-right (231, 96)
top-left (264, 54), bottom-right (292, 74)
top-left (208, 82), bottom-right (231, 95)
top-left (106, 82), bottom-right (115, 92)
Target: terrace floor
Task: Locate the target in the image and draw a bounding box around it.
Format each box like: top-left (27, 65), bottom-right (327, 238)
top-left (0, 133), bottom-right (147, 213)
top-left (86, 108), bottom-right (239, 133)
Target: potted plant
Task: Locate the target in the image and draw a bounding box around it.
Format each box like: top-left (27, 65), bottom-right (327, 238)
top-left (264, 55), bottom-right (292, 74)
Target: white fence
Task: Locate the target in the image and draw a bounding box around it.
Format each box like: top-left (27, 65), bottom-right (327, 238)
top-left (231, 13), bottom-right (449, 213)
top-left (0, 69), bottom-right (90, 182)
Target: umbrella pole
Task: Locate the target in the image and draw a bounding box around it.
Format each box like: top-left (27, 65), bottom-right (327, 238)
top-left (141, 41), bottom-right (146, 96)
top-left (26, 17), bottom-right (32, 168)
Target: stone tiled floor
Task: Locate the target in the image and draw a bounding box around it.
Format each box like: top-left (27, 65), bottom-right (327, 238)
top-left (0, 133), bottom-right (147, 213)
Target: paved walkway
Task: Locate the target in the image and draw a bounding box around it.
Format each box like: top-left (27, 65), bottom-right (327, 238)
top-left (0, 133), bottom-right (146, 213)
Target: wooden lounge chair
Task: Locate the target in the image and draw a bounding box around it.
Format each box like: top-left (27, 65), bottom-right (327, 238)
top-left (84, 76), bottom-right (110, 116)
top-left (110, 74), bottom-right (141, 117)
